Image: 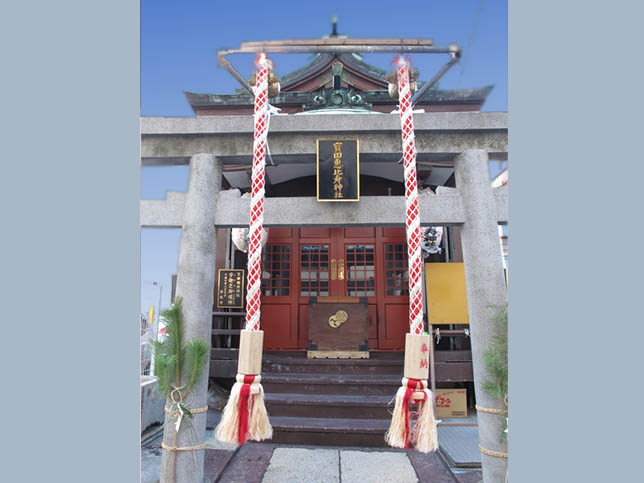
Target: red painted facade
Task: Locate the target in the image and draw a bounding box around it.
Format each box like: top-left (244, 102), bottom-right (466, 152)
top-left (260, 227), bottom-right (412, 350)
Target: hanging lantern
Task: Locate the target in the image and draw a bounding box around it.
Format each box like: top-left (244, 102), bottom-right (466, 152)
top-left (231, 193), bottom-right (269, 252)
top-left (231, 226), bottom-right (269, 253)
top-left (386, 69), bottom-right (399, 99)
top-left (409, 68), bottom-right (419, 94)
top-left (267, 71), bottom-right (280, 98)
top-left (421, 226), bottom-right (443, 257)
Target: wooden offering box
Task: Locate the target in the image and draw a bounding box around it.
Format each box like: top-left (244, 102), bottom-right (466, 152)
top-left (307, 296), bottom-right (369, 359)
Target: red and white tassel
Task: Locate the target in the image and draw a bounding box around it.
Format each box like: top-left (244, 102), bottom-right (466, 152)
top-left (214, 374), bottom-right (272, 445)
top-left (385, 378), bottom-right (438, 453)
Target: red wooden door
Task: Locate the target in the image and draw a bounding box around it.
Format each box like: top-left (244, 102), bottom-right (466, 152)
top-left (377, 227), bottom-right (411, 349)
top-left (259, 228), bottom-right (299, 349)
top-left (296, 227), bottom-right (376, 348)
top-left (296, 228), bottom-right (335, 348)
top-left (335, 228), bottom-right (379, 348)
top-left (261, 227), bottom-right (410, 350)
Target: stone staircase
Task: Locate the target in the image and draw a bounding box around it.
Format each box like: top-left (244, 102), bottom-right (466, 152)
top-left (261, 352), bottom-right (404, 447)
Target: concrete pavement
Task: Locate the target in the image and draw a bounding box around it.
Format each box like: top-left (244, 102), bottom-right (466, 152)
top-left (140, 408), bottom-right (484, 482)
top-left (142, 435), bottom-right (482, 482)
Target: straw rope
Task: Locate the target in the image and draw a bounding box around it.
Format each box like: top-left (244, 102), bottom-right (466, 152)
top-left (161, 442), bottom-right (207, 452)
top-left (475, 405), bottom-right (506, 415)
top-left (479, 444), bottom-right (508, 459)
top-left (164, 405), bottom-right (208, 414)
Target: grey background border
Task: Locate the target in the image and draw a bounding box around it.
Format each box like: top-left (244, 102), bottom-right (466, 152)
top-left (1, 1), bottom-right (140, 482)
top-left (510, 1), bottom-right (643, 481)
top-left (2, 1), bottom-right (643, 482)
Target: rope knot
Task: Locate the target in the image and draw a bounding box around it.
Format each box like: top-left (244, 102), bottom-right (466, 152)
top-left (164, 388), bottom-right (208, 434)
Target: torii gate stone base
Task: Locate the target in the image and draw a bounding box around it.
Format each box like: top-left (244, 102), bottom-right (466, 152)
top-left (141, 112), bottom-right (509, 483)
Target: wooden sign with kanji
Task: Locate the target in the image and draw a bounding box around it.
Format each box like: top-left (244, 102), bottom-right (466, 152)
top-left (403, 333), bottom-right (431, 380)
top-left (216, 269), bottom-right (245, 309)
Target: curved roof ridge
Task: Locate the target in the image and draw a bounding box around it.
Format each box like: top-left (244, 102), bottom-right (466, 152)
top-left (280, 53), bottom-right (335, 89)
top-left (337, 53), bottom-right (387, 83)
top-left (280, 51), bottom-right (390, 90)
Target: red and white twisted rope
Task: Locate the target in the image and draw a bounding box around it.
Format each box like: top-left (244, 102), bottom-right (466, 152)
top-left (245, 54), bottom-right (270, 332)
top-left (397, 58), bottom-right (424, 335)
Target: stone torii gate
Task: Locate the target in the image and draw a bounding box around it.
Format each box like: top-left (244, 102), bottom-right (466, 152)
top-left (141, 110), bottom-right (509, 482)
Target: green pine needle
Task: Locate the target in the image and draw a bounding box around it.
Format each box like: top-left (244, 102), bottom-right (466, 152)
top-left (481, 305), bottom-right (508, 442)
top-left (151, 344), bottom-right (172, 396)
top-left (160, 299), bottom-right (185, 383)
top-left (151, 297), bottom-right (211, 400)
top-left (184, 339), bottom-right (210, 394)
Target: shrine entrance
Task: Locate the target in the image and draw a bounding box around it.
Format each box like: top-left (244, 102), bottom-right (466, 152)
top-left (259, 226), bottom-right (413, 350)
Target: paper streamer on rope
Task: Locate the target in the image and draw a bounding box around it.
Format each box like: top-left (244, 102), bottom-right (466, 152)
top-left (398, 57), bottom-right (424, 335)
top-left (245, 54), bottom-right (270, 332)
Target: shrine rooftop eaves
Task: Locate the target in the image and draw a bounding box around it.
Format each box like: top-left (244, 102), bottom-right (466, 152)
top-left (188, 26), bottom-right (493, 115)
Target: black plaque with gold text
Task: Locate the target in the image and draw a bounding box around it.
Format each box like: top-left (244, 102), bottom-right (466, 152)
top-left (317, 139), bottom-right (359, 201)
top-left (216, 269), bottom-right (245, 309)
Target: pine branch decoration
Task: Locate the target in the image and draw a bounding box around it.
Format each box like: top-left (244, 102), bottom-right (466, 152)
top-left (151, 297), bottom-right (210, 400)
top-left (481, 305), bottom-right (508, 442)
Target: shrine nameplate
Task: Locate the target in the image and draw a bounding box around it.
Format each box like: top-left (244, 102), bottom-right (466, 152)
top-left (316, 139), bottom-right (360, 202)
top-left (307, 296), bottom-right (369, 359)
top-left (216, 269), bottom-right (245, 309)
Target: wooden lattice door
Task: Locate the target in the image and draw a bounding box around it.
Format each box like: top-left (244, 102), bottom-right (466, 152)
top-left (261, 227), bottom-right (410, 350)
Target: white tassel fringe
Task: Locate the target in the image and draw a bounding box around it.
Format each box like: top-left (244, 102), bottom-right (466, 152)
top-left (384, 385), bottom-right (409, 448)
top-left (214, 374), bottom-right (272, 445)
top-left (214, 379), bottom-right (242, 444)
top-left (412, 388), bottom-right (439, 453)
top-left (385, 379), bottom-right (439, 452)
top-left (248, 382), bottom-right (272, 441)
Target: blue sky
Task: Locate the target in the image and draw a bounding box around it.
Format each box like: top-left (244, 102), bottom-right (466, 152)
top-left (140, 0), bottom-right (508, 317)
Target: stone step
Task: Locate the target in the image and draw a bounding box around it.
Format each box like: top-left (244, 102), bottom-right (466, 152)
top-left (268, 416), bottom-right (390, 447)
top-left (262, 357), bottom-right (403, 376)
top-left (261, 373), bottom-right (401, 396)
top-left (211, 351), bottom-right (473, 381)
top-left (264, 393), bottom-right (393, 419)
top-left (261, 353), bottom-right (472, 382)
